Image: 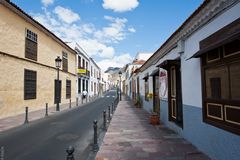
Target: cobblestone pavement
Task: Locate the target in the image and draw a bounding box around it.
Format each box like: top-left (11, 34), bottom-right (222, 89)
top-left (0, 95), bottom-right (99, 132)
top-left (96, 96), bottom-right (210, 160)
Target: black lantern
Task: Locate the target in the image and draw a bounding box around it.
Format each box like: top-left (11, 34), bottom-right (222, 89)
top-left (55, 56), bottom-right (62, 111)
top-left (118, 71), bottom-right (122, 101)
top-left (55, 56), bottom-right (62, 68)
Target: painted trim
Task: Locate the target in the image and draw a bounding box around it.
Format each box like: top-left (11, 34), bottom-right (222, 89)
top-left (206, 103), bottom-right (223, 120)
top-left (225, 105), bottom-right (240, 125)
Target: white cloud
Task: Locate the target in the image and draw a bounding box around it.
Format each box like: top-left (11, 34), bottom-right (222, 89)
top-left (97, 53), bottom-right (133, 72)
top-left (32, 7), bottom-right (136, 71)
top-left (54, 6), bottom-right (80, 24)
top-left (94, 16), bottom-right (128, 43)
top-left (78, 39), bottom-right (115, 58)
top-left (41, 0), bottom-right (54, 7)
top-left (102, 0), bottom-right (139, 12)
top-left (128, 27), bottom-right (136, 33)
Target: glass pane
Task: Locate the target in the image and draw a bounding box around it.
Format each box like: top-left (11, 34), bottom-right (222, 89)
top-left (170, 66), bottom-right (176, 97)
top-left (205, 66), bottom-right (229, 99)
top-left (230, 62), bottom-right (240, 100)
top-left (224, 40), bottom-right (240, 57)
top-left (207, 48), bottom-right (220, 62)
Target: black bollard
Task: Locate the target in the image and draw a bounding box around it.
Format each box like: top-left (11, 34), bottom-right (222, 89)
top-left (66, 146), bottom-right (75, 160)
top-left (69, 99), bottom-right (71, 109)
top-left (111, 103), bottom-right (114, 114)
top-left (93, 120), bottom-right (99, 152)
top-left (24, 107), bottom-right (29, 124)
top-left (45, 103), bottom-right (48, 117)
top-left (76, 98), bottom-right (78, 107)
top-left (108, 105), bottom-right (111, 121)
top-left (103, 110), bottom-right (107, 131)
top-left (112, 102), bottom-right (115, 111)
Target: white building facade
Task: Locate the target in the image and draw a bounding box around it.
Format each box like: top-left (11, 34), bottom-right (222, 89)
top-left (75, 45), bottom-right (90, 102)
top-left (89, 58), bottom-right (101, 97)
top-left (135, 1), bottom-right (240, 160)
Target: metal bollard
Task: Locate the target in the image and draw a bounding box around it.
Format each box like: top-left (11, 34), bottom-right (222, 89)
top-left (112, 102), bottom-right (115, 111)
top-left (24, 107), bottom-right (29, 124)
top-left (93, 120), bottom-right (99, 152)
top-left (114, 99), bottom-right (116, 108)
top-left (69, 99), bottom-right (71, 109)
top-left (108, 106), bottom-right (111, 121)
top-left (45, 103), bottom-right (48, 117)
top-left (66, 146), bottom-right (75, 160)
top-left (111, 103), bottom-right (114, 114)
top-left (103, 110), bottom-right (107, 131)
top-left (76, 98), bottom-right (78, 107)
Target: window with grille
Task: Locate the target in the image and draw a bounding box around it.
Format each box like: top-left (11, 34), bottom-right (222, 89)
top-left (66, 80), bottom-right (71, 99)
top-left (91, 66), bottom-right (93, 76)
top-left (86, 80), bottom-right (88, 92)
top-left (62, 52), bottom-right (68, 72)
top-left (25, 29), bottom-right (37, 61)
top-left (82, 59), bottom-right (85, 69)
top-left (24, 69), bottom-right (37, 100)
top-left (78, 78), bottom-right (81, 93)
top-left (91, 81), bottom-right (93, 92)
top-left (78, 56), bottom-right (81, 69)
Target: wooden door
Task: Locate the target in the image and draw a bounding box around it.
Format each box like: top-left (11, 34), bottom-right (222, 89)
top-left (54, 80), bottom-right (62, 104)
top-left (153, 76), bottom-right (160, 114)
top-left (169, 65), bottom-right (183, 126)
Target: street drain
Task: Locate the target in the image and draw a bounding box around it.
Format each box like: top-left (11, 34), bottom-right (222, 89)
top-left (56, 133), bottom-right (79, 141)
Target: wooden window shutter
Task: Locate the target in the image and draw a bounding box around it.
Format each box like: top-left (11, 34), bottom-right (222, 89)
top-left (66, 80), bottom-right (71, 99)
top-left (25, 38), bottom-right (37, 61)
top-left (24, 69), bottom-right (37, 100)
top-left (62, 52), bottom-right (68, 72)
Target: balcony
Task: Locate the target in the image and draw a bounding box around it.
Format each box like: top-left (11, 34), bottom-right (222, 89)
top-left (77, 67), bottom-right (90, 77)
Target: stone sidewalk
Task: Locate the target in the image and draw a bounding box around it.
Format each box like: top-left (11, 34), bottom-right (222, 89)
top-left (0, 95), bottom-right (99, 132)
top-left (96, 96), bottom-right (210, 160)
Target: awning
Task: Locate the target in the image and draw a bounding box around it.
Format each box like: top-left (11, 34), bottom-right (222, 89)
top-left (192, 32), bottom-right (240, 58)
top-left (192, 17), bottom-right (240, 58)
top-left (150, 69), bottom-right (159, 76)
top-left (156, 60), bottom-right (180, 69)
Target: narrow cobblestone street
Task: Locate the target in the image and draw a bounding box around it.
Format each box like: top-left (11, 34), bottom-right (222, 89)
top-left (96, 96), bottom-right (210, 160)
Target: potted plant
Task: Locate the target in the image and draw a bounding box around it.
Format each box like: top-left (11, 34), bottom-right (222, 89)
top-left (150, 109), bottom-right (160, 125)
top-left (135, 95), bottom-right (142, 108)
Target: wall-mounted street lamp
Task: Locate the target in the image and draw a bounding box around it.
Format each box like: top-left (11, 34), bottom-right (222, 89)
top-left (55, 56), bottom-right (62, 111)
top-left (118, 71), bottom-right (122, 101)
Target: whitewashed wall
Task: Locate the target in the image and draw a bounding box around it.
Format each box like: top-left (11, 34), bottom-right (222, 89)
top-left (182, 2), bottom-right (240, 108)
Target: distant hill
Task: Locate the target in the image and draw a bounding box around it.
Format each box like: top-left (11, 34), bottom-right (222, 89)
top-left (105, 67), bottom-right (120, 73)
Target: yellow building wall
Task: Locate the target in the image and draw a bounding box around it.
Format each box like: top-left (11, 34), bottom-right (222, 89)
top-left (0, 54), bottom-right (76, 119)
top-left (0, 4), bottom-right (76, 74)
top-left (0, 4), bottom-right (77, 119)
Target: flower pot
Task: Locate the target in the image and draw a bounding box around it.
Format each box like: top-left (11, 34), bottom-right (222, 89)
top-left (150, 114), bottom-right (160, 125)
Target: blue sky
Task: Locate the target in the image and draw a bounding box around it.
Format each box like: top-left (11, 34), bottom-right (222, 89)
top-left (11, 0), bottom-right (203, 71)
